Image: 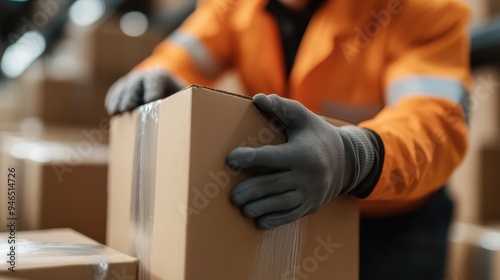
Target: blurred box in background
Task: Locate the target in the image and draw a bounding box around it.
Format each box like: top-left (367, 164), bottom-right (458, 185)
top-left (447, 223), bottom-right (500, 280)
top-left (18, 51), bottom-right (109, 129)
top-left (0, 228), bottom-right (138, 279)
top-left (478, 143), bottom-right (500, 222)
top-left (450, 67), bottom-right (500, 225)
top-left (0, 132), bottom-right (108, 243)
top-left (5, 12), bottom-right (166, 133)
top-left (91, 15), bottom-right (165, 84)
top-left (466, 0), bottom-right (500, 24)
top-left (20, 67), bottom-right (96, 128)
top-left (0, 82), bottom-right (20, 123)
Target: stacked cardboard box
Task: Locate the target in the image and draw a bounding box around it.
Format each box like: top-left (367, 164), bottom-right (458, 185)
top-left (478, 143), bottom-right (500, 222)
top-left (90, 16), bottom-right (165, 83)
top-left (466, 0), bottom-right (500, 24)
top-left (450, 67), bottom-right (500, 224)
top-left (19, 65), bottom-right (101, 128)
top-left (0, 132), bottom-right (108, 243)
top-left (0, 81), bottom-right (20, 123)
top-left (447, 68), bottom-right (500, 277)
top-left (107, 86), bottom-right (359, 279)
top-left (15, 13), bottom-right (164, 130)
top-left (447, 223), bottom-right (500, 280)
top-left (0, 13), bottom-right (167, 277)
top-left (0, 228), bottom-right (138, 279)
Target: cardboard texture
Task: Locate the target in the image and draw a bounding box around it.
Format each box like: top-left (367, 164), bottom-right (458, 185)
top-left (447, 223), bottom-right (500, 280)
top-left (0, 228), bottom-right (138, 279)
top-left (497, 73), bottom-right (500, 131)
top-left (465, 0), bottom-right (500, 23)
top-left (0, 133), bottom-right (108, 243)
top-left (91, 16), bottom-right (164, 82)
top-left (449, 67), bottom-right (500, 224)
top-left (0, 81), bottom-right (20, 122)
top-left (107, 86), bottom-right (359, 279)
top-left (478, 144), bottom-right (500, 223)
top-left (106, 111), bottom-right (138, 253)
top-left (20, 64), bottom-right (109, 128)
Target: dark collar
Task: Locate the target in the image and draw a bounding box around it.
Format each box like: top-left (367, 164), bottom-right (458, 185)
top-left (266, 0), bottom-right (326, 19)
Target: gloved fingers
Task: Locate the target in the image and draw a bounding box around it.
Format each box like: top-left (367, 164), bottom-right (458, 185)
top-left (231, 172), bottom-right (295, 206)
top-left (143, 69), bottom-right (167, 103)
top-left (143, 70), bottom-right (188, 103)
top-left (241, 191), bottom-right (302, 218)
top-left (256, 205), bottom-right (308, 229)
top-left (118, 72), bottom-right (145, 113)
top-left (227, 145), bottom-right (293, 170)
top-left (253, 93), bottom-right (310, 131)
top-left (105, 76), bottom-right (127, 115)
top-left (162, 72), bottom-right (188, 97)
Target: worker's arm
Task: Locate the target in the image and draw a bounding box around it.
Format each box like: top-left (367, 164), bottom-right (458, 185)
top-left (359, 0), bottom-right (471, 201)
top-left (226, 0), bottom-right (470, 229)
top-left (105, 0), bottom-right (235, 115)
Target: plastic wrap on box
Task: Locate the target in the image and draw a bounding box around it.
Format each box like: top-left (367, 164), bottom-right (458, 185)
top-left (131, 102), bottom-right (160, 280)
top-left (0, 229), bottom-right (137, 280)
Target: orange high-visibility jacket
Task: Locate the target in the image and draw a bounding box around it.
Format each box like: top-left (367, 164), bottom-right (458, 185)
top-left (136, 0), bottom-right (471, 216)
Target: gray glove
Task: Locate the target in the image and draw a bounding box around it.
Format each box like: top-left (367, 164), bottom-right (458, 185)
top-left (227, 94), bottom-right (377, 229)
top-left (105, 69), bottom-right (186, 115)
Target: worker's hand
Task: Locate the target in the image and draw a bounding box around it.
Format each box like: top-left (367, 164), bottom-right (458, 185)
top-left (105, 69), bottom-right (186, 115)
top-left (227, 94), bottom-right (376, 229)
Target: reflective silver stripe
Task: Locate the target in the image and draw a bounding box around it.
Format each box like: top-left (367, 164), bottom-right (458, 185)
top-left (167, 31), bottom-right (225, 79)
top-left (387, 76), bottom-right (470, 122)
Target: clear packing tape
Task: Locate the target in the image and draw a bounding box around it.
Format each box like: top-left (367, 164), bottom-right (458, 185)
top-left (0, 239), bottom-right (113, 279)
top-left (130, 100), bottom-right (307, 280)
top-left (131, 102), bottom-right (160, 280)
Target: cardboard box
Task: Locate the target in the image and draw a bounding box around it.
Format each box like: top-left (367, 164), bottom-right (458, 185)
top-left (19, 63), bottom-right (109, 128)
top-left (0, 81), bottom-right (20, 122)
top-left (466, 0), bottom-right (500, 23)
top-left (449, 67), bottom-right (500, 224)
top-left (478, 143), bottom-right (500, 223)
top-left (107, 86), bottom-right (359, 279)
top-left (0, 228), bottom-right (137, 279)
top-left (0, 133), bottom-right (108, 243)
top-left (447, 223), bottom-right (500, 280)
top-left (91, 16), bottom-right (164, 82)
top-left (106, 110), bottom-right (137, 255)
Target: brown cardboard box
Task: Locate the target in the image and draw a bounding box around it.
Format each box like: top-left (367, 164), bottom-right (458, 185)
top-left (466, 0), bottom-right (500, 23)
top-left (0, 228), bottom-right (137, 279)
top-left (0, 133), bottom-right (108, 243)
top-left (91, 16), bottom-right (164, 82)
top-left (20, 64), bottom-right (109, 128)
top-left (478, 143), bottom-right (500, 223)
top-left (447, 223), bottom-right (500, 280)
top-left (107, 86), bottom-right (359, 279)
top-left (0, 81), bottom-right (20, 122)
top-left (497, 75), bottom-right (500, 131)
top-left (106, 111), bottom-right (137, 255)
top-left (449, 67), bottom-right (500, 224)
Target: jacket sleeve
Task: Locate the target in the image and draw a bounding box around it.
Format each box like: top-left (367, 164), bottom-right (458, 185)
top-left (359, 0), bottom-right (471, 201)
top-left (134, 0), bottom-right (236, 86)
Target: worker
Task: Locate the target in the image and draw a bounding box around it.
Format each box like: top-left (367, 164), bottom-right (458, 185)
top-left (106, 0), bottom-right (471, 279)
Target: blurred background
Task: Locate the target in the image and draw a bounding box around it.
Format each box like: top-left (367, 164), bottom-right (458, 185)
top-left (0, 0), bottom-right (499, 279)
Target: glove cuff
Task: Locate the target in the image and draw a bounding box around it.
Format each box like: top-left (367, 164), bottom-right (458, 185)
top-left (338, 126), bottom-right (376, 194)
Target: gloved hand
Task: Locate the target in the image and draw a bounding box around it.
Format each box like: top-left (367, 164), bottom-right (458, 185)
top-left (105, 69), bottom-right (186, 115)
top-left (227, 94), bottom-right (378, 229)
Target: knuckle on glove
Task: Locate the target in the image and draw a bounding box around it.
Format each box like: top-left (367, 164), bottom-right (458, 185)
top-left (242, 205), bottom-right (262, 218)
